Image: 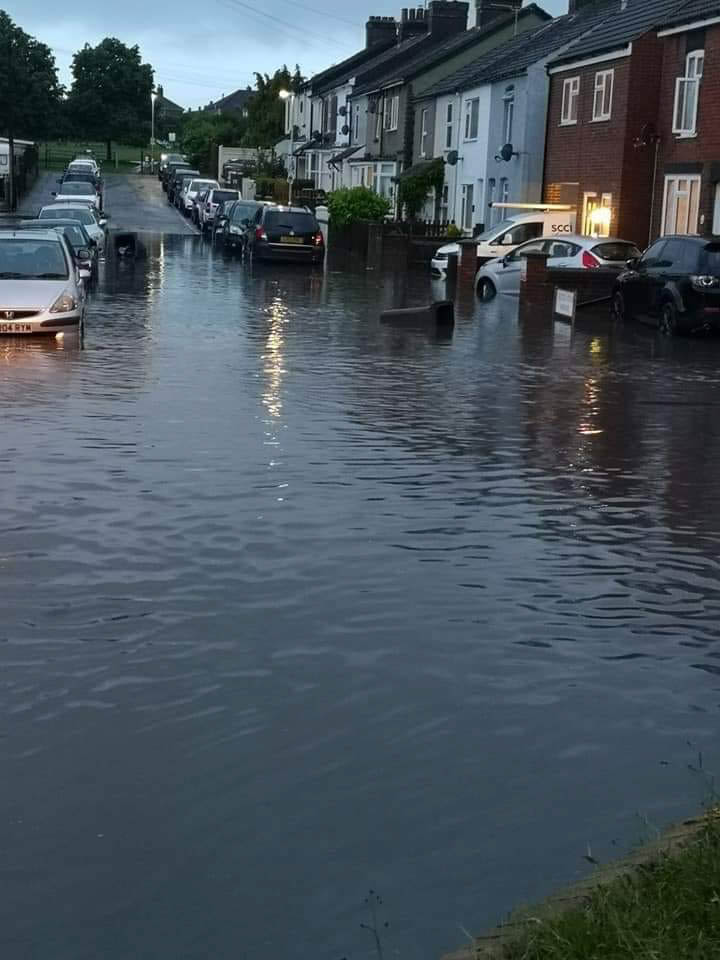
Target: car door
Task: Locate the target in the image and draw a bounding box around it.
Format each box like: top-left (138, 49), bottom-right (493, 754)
top-left (645, 240), bottom-right (683, 322)
top-left (623, 240), bottom-right (667, 323)
top-left (496, 239), bottom-right (547, 294)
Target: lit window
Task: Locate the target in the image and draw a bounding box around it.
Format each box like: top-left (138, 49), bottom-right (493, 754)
top-left (592, 70), bottom-right (613, 121)
top-left (582, 191), bottom-right (612, 236)
top-left (464, 98), bottom-right (479, 140)
top-left (561, 76), bottom-right (579, 125)
top-left (673, 50), bottom-right (704, 136)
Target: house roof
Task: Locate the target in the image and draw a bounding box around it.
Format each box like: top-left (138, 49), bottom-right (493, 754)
top-left (307, 36), bottom-right (399, 96)
top-left (549, 0), bottom-right (688, 67)
top-left (157, 94), bottom-right (184, 114)
top-left (313, 32), bottom-right (430, 96)
top-left (205, 88), bottom-right (254, 113)
top-left (352, 4), bottom-right (553, 96)
top-left (417, 2), bottom-right (617, 100)
top-left (660, 0), bottom-right (720, 29)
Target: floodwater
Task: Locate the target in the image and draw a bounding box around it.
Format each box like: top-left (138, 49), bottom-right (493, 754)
top-left (2, 234), bottom-right (720, 960)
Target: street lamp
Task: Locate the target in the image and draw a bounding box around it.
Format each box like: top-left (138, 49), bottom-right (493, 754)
top-left (279, 88), bottom-right (295, 205)
top-left (151, 91), bottom-right (158, 173)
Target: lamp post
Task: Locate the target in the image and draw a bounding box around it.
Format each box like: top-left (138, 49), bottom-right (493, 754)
top-left (151, 91), bottom-right (158, 174)
top-left (279, 89), bottom-right (295, 205)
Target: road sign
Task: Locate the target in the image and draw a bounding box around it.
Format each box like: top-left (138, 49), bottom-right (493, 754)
top-left (169, 132), bottom-right (176, 143)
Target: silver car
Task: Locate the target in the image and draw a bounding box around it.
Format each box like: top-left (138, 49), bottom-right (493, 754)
top-left (0, 228), bottom-right (86, 335)
top-left (181, 179), bottom-right (219, 216)
top-left (52, 180), bottom-right (99, 207)
top-left (475, 234), bottom-right (642, 300)
top-left (39, 204), bottom-right (108, 256)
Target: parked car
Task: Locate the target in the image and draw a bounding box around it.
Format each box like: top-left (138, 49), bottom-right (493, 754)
top-left (159, 152), bottom-right (188, 181)
top-left (199, 188), bottom-right (241, 233)
top-left (246, 205), bottom-right (324, 264)
top-left (475, 235), bottom-right (641, 300)
top-left (163, 161), bottom-right (193, 192)
top-left (38, 204), bottom-right (108, 256)
top-left (168, 169), bottom-right (199, 206)
top-left (212, 199), bottom-right (235, 241)
top-left (21, 218), bottom-right (98, 282)
top-left (59, 171), bottom-right (103, 208)
top-left (0, 227), bottom-right (86, 335)
top-left (190, 189), bottom-right (209, 226)
top-left (52, 180), bottom-right (99, 207)
top-left (180, 178), bottom-right (219, 216)
top-left (68, 158), bottom-right (100, 178)
top-left (221, 200), bottom-right (264, 253)
top-left (611, 235), bottom-right (720, 336)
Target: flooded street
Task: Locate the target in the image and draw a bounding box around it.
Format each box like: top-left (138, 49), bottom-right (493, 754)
top-left (3, 180), bottom-right (720, 959)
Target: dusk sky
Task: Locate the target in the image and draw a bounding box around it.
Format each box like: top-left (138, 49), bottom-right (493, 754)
top-left (8, 0), bottom-right (567, 110)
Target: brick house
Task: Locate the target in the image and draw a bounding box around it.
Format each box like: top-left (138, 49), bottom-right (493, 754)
top-left (654, 0), bottom-right (720, 237)
top-left (543, 0), bottom-right (688, 248)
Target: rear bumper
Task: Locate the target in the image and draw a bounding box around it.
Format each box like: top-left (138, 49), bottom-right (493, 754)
top-left (255, 243), bottom-right (324, 263)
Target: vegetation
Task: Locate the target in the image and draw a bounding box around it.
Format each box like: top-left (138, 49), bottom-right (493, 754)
top-left (65, 38), bottom-right (154, 159)
top-left (506, 815), bottom-right (720, 960)
top-left (180, 111), bottom-right (247, 171)
top-left (242, 66), bottom-right (303, 148)
top-left (327, 187), bottom-right (391, 225)
top-left (397, 158), bottom-right (444, 220)
top-left (446, 223), bottom-right (463, 239)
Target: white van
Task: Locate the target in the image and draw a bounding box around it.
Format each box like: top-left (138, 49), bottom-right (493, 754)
top-left (431, 205), bottom-right (576, 276)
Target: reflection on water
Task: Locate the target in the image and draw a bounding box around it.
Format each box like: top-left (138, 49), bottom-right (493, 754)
top-left (1, 236), bottom-right (720, 960)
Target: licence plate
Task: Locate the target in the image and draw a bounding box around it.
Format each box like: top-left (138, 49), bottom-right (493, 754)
top-left (280, 236), bottom-right (304, 244)
top-left (0, 322), bottom-right (33, 334)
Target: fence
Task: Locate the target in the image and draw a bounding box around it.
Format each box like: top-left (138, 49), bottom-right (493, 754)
top-left (39, 143), bottom-right (142, 171)
top-left (328, 219), bottom-right (449, 269)
top-left (383, 219), bottom-right (459, 240)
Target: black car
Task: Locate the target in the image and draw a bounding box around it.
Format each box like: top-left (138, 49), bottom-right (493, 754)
top-left (167, 168), bottom-right (199, 205)
top-left (18, 218), bottom-right (98, 281)
top-left (246, 205), bottom-right (324, 264)
top-left (164, 163), bottom-right (196, 196)
top-left (221, 200), bottom-right (264, 253)
top-left (612, 235), bottom-right (720, 335)
top-left (159, 153), bottom-right (188, 181)
top-left (59, 171), bottom-right (104, 208)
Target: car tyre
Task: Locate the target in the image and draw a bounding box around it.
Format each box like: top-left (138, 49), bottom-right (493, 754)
top-left (659, 302), bottom-right (678, 337)
top-left (477, 278), bottom-right (496, 301)
top-left (611, 290), bottom-right (627, 323)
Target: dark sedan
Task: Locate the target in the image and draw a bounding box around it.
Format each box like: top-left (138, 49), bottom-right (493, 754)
top-left (246, 206), bottom-right (324, 264)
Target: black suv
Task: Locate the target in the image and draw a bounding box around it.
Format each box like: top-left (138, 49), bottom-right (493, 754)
top-left (612, 235), bottom-right (720, 335)
top-left (247, 205), bottom-right (324, 264)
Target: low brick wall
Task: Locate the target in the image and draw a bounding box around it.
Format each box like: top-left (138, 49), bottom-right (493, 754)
top-left (519, 252), bottom-right (617, 322)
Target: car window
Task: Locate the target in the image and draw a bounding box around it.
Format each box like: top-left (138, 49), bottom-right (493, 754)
top-left (0, 238), bottom-right (69, 279)
top-left (508, 239), bottom-right (546, 262)
top-left (60, 182), bottom-right (95, 195)
top-left (477, 218), bottom-right (515, 242)
top-left (591, 241), bottom-right (641, 262)
top-left (546, 241), bottom-right (580, 259)
top-left (232, 203), bottom-right (260, 223)
top-left (507, 222), bottom-right (543, 245)
top-left (264, 211), bottom-right (319, 232)
top-left (639, 240), bottom-right (667, 269)
top-left (214, 191), bottom-right (238, 203)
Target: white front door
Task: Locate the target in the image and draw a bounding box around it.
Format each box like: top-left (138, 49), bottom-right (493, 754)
top-left (662, 174), bottom-right (701, 235)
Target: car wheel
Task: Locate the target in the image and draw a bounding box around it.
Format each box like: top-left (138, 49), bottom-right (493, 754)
top-left (659, 302), bottom-right (678, 337)
top-left (611, 291), bottom-right (627, 323)
top-left (477, 278), bottom-right (496, 301)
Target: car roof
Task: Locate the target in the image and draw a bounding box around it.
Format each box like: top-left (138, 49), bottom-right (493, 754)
top-left (0, 227), bottom-right (66, 240)
top-left (525, 233), bottom-right (636, 245)
top-left (264, 205), bottom-right (314, 214)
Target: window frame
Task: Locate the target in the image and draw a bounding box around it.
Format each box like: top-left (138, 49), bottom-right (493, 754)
top-left (672, 50), bottom-right (704, 137)
top-left (502, 85), bottom-right (515, 144)
top-left (560, 76), bottom-right (580, 125)
top-left (592, 69), bottom-right (614, 122)
top-left (420, 107), bottom-right (430, 158)
top-left (661, 173), bottom-right (701, 236)
top-left (464, 97), bottom-right (480, 141)
top-left (384, 92), bottom-right (399, 133)
top-left (445, 102), bottom-right (453, 150)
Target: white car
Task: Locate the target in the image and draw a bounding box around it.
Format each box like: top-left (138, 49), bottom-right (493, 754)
top-left (52, 180), bottom-right (99, 207)
top-left (0, 228), bottom-right (86, 335)
top-left (181, 179), bottom-right (219, 216)
top-left (199, 188), bottom-right (240, 232)
top-left (475, 234), bottom-right (642, 300)
top-left (39, 204), bottom-right (108, 256)
top-left (69, 158), bottom-right (100, 176)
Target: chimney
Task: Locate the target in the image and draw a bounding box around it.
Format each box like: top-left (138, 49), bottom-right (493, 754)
top-left (427, 1), bottom-right (470, 38)
top-left (474, 0), bottom-right (520, 30)
top-left (366, 15), bottom-right (398, 48)
top-left (567, 0), bottom-right (598, 13)
top-left (398, 7), bottom-right (429, 42)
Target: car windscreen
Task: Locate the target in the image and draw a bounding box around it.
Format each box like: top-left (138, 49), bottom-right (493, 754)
top-left (232, 203), bottom-right (260, 222)
top-left (59, 182), bottom-right (95, 195)
top-left (592, 241), bottom-right (641, 262)
top-left (69, 163), bottom-right (95, 173)
top-left (0, 238), bottom-right (69, 279)
top-left (475, 218), bottom-right (516, 242)
top-left (264, 212), bottom-right (318, 232)
top-left (213, 191), bottom-right (238, 203)
top-left (40, 207), bottom-right (95, 226)
top-left (190, 181), bottom-right (217, 191)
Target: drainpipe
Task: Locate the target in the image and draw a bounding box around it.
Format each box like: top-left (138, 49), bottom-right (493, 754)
top-left (649, 136), bottom-right (660, 246)
top-left (451, 90), bottom-right (462, 226)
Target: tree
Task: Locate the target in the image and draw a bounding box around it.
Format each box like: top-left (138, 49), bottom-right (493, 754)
top-left (327, 187), bottom-right (390, 225)
top-left (397, 159), bottom-right (445, 220)
top-left (0, 11), bottom-right (62, 208)
top-left (180, 111), bottom-right (247, 172)
top-left (66, 38), bottom-right (154, 159)
top-left (242, 65), bottom-right (303, 148)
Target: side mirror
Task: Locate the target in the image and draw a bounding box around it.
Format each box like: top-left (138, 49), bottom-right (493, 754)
top-left (51, 191), bottom-right (57, 196)
top-left (502, 254), bottom-right (510, 267)
top-left (57, 178), bottom-right (63, 184)
top-left (626, 257), bottom-right (639, 270)
top-left (78, 247), bottom-right (90, 260)
top-left (88, 238), bottom-right (97, 247)
top-left (99, 219), bottom-right (108, 227)
top-left (502, 233), bottom-right (514, 245)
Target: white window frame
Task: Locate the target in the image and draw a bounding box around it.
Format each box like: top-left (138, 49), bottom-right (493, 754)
top-left (440, 183), bottom-right (449, 221)
top-left (384, 92), bottom-right (399, 132)
top-left (353, 106), bottom-right (359, 142)
top-left (661, 174), bottom-right (701, 236)
top-left (375, 104), bottom-right (382, 141)
top-left (713, 182), bottom-right (720, 236)
top-left (420, 107), bottom-right (430, 158)
top-left (445, 102), bottom-right (453, 150)
top-left (560, 76), bottom-right (580, 125)
top-left (499, 177), bottom-right (510, 208)
top-left (461, 182), bottom-right (474, 230)
top-left (464, 97), bottom-right (479, 141)
top-left (502, 85), bottom-right (514, 144)
top-left (592, 69), bottom-right (614, 121)
top-left (582, 191), bottom-right (613, 236)
top-left (673, 50), bottom-right (704, 137)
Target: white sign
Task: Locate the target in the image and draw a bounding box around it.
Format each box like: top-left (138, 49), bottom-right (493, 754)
top-left (554, 288), bottom-right (577, 320)
top-left (168, 132), bottom-right (176, 143)
top-left (521, 258), bottom-right (528, 281)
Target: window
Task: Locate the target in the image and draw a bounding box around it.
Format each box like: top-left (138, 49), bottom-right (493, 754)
top-left (508, 239), bottom-right (546, 261)
top-left (377, 162), bottom-right (396, 200)
top-left (673, 50), bottom-right (704, 136)
top-left (354, 106), bottom-right (359, 142)
top-left (384, 93), bottom-right (399, 132)
top-left (486, 178), bottom-right (496, 221)
top-left (640, 240), bottom-right (667, 269)
top-left (499, 177), bottom-right (509, 208)
top-left (375, 102), bottom-right (382, 141)
top-left (547, 240), bottom-right (581, 259)
top-left (582, 192), bottom-right (612, 236)
top-left (461, 183), bottom-right (474, 230)
top-left (713, 183), bottom-right (720, 235)
top-left (592, 70), bottom-right (614, 121)
top-left (308, 152), bottom-right (319, 186)
top-left (445, 102), bottom-right (453, 149)
top-left (464, 98), bottom-right (479, 140)
top-left (503, 85), bottom-right (514, 144)
top-left (440, 183), bottom-right (449, 221)
top-left (662, 174), bottom-right (701, 235)
top-left (561, 76), bottom-right (579, 125)
top-left (508, 221), bottom-right (543, 245)
top-left (420, 108), bottom-right (430, 158)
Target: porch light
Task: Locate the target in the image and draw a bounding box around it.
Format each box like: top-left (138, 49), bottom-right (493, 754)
top-left (589, 206), bottom-right (611, 234)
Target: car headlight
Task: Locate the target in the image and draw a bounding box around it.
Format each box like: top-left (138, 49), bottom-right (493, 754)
top-left (229, 225), bottom-right (241, 234)
top-left (50, 292), bottom-right (78, 313)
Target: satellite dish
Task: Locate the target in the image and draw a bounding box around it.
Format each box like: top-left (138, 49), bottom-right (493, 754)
top-left (499, 143), bottom-right (515, 162)
top-left (446, 150), bottom-right (458, 166)
top-left (339, 105), bottom-right (347, 117)
top-left (341, 124), bottom-right (350, 135)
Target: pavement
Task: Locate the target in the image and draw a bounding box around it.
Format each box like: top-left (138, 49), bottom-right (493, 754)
top-left (16, 171), bottom-right (199, 236)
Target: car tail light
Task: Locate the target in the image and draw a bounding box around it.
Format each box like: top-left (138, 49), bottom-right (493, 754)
top-left (582, 250), bottom-right (600, 269)
top-left (256, 227), bottom-right (267, 241)
top-left (313, 231), bottom-right (324, 247)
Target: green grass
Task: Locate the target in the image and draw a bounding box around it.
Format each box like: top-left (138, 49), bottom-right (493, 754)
top-left (505, 816), bottom-right (720, 960)
top-left (38, 141), bottom-right (147, 170)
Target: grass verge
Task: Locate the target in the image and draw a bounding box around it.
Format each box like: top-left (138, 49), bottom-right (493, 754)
top-left (505, 812), bottom-right (720, 960)
top-left (38, 141), bottom-right (145, 170)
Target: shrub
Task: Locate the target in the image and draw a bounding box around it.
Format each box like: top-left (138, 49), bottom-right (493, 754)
top-left (327, 187), bottom-right (391, 225)
top-left (446, 224), bottom-right (462, 239)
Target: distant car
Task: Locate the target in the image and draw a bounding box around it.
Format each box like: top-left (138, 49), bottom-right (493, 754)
top-left (67, 159), bottom-right (100, 179)
top-left (59, 171), bottom-right (103, 208)
top-left (159, 152), bottom-right (188, 181)
top-left (181, 178), bottom-right (219, 216)
top-left (0, 227), bottom-right (86, 335)
top-left (21, 218), bottom-right (98, 282)
top-left (199, 188), bottom-right (241, 233)
top-left (246, 205), bottom-right (324, 264)
top-left (474, 234), bottom-right (641, 300)
top-left (221, 200), bottom-right (264, 253)
top-left (168, 169), bottom-right (199, 206)
top-left (611, 234), bottom-right (720, 336)
top-left (52, 180), bottom-right (99, 207)
top-left (38, 204), bottom-right (108, 256)
top-left (162, 160), bottom-right (191, 192)
top-left (172, 174), bottom-right (196, 210)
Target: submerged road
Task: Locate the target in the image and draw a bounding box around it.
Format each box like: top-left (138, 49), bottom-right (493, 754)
top-left (2, 173), bottom-right (720, 960)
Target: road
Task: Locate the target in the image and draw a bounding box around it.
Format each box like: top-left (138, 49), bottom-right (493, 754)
top-left (18, 170), bottom-right (199, 235)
